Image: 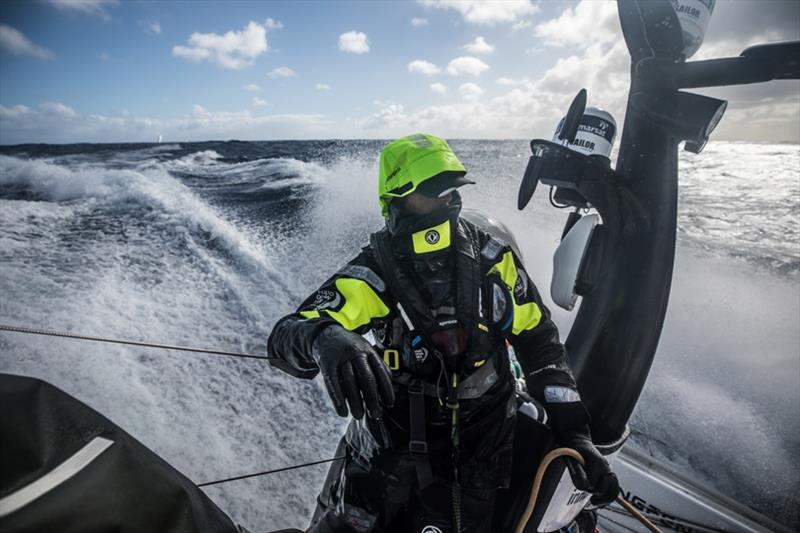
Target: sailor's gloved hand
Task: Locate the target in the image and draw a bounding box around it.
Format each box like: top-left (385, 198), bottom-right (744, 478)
top-left (560, 431), bottom-right (620, 506)
top-left (311, 325), bottom-right (395, 420)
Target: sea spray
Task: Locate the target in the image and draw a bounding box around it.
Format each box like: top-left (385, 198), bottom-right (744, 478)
top-left (0, 140), bottom-right (797, 530)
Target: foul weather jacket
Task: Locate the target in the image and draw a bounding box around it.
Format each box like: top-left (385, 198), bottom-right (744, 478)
top-left (267, 216), bottom-right (590, 486)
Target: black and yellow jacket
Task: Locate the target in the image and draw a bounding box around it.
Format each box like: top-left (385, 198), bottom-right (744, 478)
top-left (267, 215), bottom-right (587, 443)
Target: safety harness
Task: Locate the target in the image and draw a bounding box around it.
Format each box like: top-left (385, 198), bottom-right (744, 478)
top-left (371, 218), bottom-right (510, 531)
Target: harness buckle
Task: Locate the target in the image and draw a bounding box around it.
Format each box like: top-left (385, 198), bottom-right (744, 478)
top-left (407, 381), bottom-right (425, 395)
top-left (383, 349), bottom-right (400, 370)
top-left (408, 440), bottom-right (428, 454)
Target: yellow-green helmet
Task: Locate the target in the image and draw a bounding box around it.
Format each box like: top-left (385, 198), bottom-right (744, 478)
top-left (378, 133), bottom-right (470, 217)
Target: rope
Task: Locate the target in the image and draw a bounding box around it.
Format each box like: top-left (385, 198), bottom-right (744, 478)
top-left (197, 455), bottom-right (346, 488)
top-left (513, 447), bottom-right (662, 533)
top-left (0, 324), bottom-right (268, 361)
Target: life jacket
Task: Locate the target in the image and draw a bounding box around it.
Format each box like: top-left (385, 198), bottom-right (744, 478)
top-left (370, 217), bottom-right (512, 388)
top-left (370, 216), bottom-right (517, 490)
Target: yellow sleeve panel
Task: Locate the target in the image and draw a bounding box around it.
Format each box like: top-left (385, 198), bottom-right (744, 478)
top-left (322, 278), bottom-right (390, 331)
top-left (490, 251), bottom-right (543, 335)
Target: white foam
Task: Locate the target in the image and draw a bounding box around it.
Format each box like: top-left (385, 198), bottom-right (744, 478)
top-left (256, 157), bottom-right (328, 190)
top-left (170, 150), bottom-right (223, 167)
top-left (0, 155), bottom-right (278, 276)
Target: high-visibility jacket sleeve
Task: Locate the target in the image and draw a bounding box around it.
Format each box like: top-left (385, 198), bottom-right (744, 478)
top-left (487, 246), bottom-right (590, 434)
top-left (267, 250), bottom-right (392, 379)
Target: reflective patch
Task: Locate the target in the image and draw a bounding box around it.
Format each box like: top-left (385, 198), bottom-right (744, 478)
top-left (480, 237), bottom-right (504, 261)
top-left (544, 386), bottom-right (582, 403)
top-left (338, 265), bottom-right (386, 293)
top-left (514, 269), bottom-right (528, 299)
top-left (408, 133), bottom-right (433, 148)
top-left (412, 219), bottom-right (451, 254)
top-left (519, 401), bottom-right (546, 423)
top-left (492, 283), bottom-right (508, 323)
top-left (312, 289), bottom-right (341, 310)
top-left (531, 363), bottom-right (558, 376)
top-left (413, 347), bottom-right (428, 363)
top-left (422, 526), bottom-right (443, 533)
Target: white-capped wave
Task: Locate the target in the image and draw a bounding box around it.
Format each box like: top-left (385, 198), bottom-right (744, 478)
top-left (164, 153), bottom-right (329, 191)
top-left (0, 154), bottom-right (276, 276)
top-left (145, 143), bottom-right (182, 153)
top-left (170, 149), bottom-right (224, 168)
top-left (255, 157), bottom-right (327, 190)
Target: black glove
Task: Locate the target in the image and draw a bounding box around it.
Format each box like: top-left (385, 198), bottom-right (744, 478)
top-left (312, 325), bottom-right (395, 420)
top-left (560, 431), bottom-right (620, 506)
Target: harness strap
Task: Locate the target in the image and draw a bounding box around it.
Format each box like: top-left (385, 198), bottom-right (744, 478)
top-left (391, 358), bottom-right (500, 400)
top-left (408, 379), bottom-right (434, 490)
top-left (370, 220), bottom-right (484, 355)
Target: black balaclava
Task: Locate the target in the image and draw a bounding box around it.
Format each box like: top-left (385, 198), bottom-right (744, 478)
top-left (386, 191), bottom-right (463, 313)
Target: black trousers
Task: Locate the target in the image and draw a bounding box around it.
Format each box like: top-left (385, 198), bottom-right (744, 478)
top-left (309, 403), bottom-right (517, 533)
top-left (309, 443), bottom-right (499, 533)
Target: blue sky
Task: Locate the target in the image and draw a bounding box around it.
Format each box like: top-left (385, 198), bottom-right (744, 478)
top-left (1, 0), bottom-right (798, 143)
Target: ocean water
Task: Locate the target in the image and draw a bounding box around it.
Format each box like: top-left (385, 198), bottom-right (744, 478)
top-left (0, 140), bottom-right (797, 530)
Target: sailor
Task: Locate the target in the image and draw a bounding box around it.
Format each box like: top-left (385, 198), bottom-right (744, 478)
top-left (267, 133), bottom-right (618, 532)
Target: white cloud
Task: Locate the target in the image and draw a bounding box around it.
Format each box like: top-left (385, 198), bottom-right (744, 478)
top-left (99, 52), bottom-right (110, 61)
top-left (0, 24), bottom-right (55, 60)
top-left (411, 17), bottom-right (429, 27)
top-left (366, 103), bottom-right (408, 129)
top-left (143, 21), bottom-right (162, 35)
top-left (534, 0), bottom-right (619, 48)
top-left (459, 82), bottom-right (483, 101)
top-left (316, 83), bottom-right (331, 91)
top-left (252, 97), bottom-right (269, 107)
top-left (430, 83), bottom-right (448, 95)
top-left (511, 19), bottom-right (533, 32)
top-left (0, 101), bottom-right (330, 144)
top-left (496, 76), bottom-right (530, 86)
top-left (172, 21), bottom-right (271, 69)
top-left (47, 0), bottom-right (118, 19)
top-left (446, 56), bottom-right (489, 76)
top-left (419, 0), bottom-right (538, 25)
top-left (5, 0), bottom-right (797, 144)
top-left (693, 30), bottom-right (791, 61)
top-left (39, 101), bottom-right (78, 117)
top-left (267, 66), bottom-right (297, 78)
top-left (462, 36), bottom-right (494, 54)
top-left (264, 18), bottom-right (283, 31)
top-left (408, 60), bottom-right (441, 76)
top-left (358, 2), bottom-right (632, 141)
top-left (244, 84), bottom-right (262, 92)
top-left (0, 104), bottom-right (30, 119)
top-left (338, 31), bottom-right (370, 54)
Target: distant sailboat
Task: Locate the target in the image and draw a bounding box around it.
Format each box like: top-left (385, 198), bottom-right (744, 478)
top-left (157, 135), bottom-right (163, 144)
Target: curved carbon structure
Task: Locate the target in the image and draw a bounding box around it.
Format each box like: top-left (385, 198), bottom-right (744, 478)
top-left (554, 0), bottom-right (799, 444)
